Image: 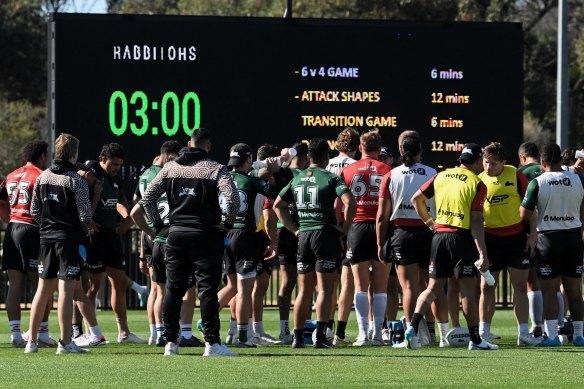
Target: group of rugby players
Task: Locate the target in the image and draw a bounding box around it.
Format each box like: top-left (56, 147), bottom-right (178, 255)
top-left (2, 126), bottom-right (584, 355)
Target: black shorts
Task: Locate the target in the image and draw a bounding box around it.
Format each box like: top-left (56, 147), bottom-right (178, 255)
top-left (536, 229), bottom-right (584, 279)
top-left (296, 226), bottom-right (341, 274)
top-left (86, 232), bottom-right (126, 273)
top-left (150, 241), bottom-right (167, 284)
top-left (38, 239), bottom-right (83, 280)
top-left (278, 228), bottom-right (298, 266)
top-left (429, 231), bottom-right (478, 279)
top-left (1, 222), bottom-right (39, 273)
top-left (347, 221), bottom-right (377, 264)
top-left (485, 231), bottom-right (530, 272)
top-left (391, 226), bottom-right (432, 268)
top-left (223, 229), bottom-right (258, 278)
top-left (256, 231), bottom-right (274, 276)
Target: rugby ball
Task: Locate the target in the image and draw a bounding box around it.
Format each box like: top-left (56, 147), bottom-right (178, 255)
top-left (445, 327), bottom-right (471, 348)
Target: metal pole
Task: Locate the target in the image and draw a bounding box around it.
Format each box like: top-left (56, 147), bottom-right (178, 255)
top-left (556, 0), bottom-right (569, 148)
top-left (284, 0), bottom-right (293, 18)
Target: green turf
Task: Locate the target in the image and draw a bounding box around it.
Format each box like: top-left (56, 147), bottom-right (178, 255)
top-left (1, 308), bottom-right (583, 388)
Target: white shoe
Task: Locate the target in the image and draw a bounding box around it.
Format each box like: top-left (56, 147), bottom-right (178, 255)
top-left (382, 329), bottom-right (391, 343)
top-left (392, 341), bottom-right (407, 348)
top-left (56, 341), bottom-right (91, 354)
top-left (118, 333), bottom-right (147, 344)
top-left (352, 337), bottom-right (370, 347)
top-left (279, 334), bottom-right (293, 344)
top-left (250, 335), bottom-right (277, 347)
top-left (404, 327), bottom-right (421, 350)
top-left (74, 334), bottom-right (107, 347)
top-left (38, 336), bottom-right (59, 348)
top-left (326, 327), bottom-right (334, 342)
top-left (370, 338), bottom-right (383, 346)
top-left (518, 334), bottom-right (542, 346)
top-left (480, 332), bottom-right (501, 342)
top-left (164, 342), bottom-right (179, 356)
top-left (12, 337), bottom-right (26, 348)
top-left (24, 340), bottom-right (38, 354)
top-left (333, 335), bottom-right (352, 347)
top-left (439, 338), bottom-right (450, 348)
top-left (203, 342), bottom-right (239, 356)
top-left (468, 339), bottom-right (499, 350)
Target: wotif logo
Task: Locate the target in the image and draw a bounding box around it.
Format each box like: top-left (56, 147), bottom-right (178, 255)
top-left (547, 177), bottom-right (571, 187)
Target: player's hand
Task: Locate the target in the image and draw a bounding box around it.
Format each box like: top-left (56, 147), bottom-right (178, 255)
top-left (117, 216), bottom-right (133, 235)
top-left (89, 221), bottom-right (101, 234)
top-left (139, 259), bottom-right (149, 275)
top-left (263, 243), bottom-right (278, 260)
top-left (377, 245), bottom-right (386, 264)
top-left (264, 157), bottom-right (280, 172)
top-left (475, 257), bottom-right (489, 272)
top-left (527, 233), bottom-right (537, 258)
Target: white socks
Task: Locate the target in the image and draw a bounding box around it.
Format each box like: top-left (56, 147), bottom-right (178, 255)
top-left (528, 290), bottom-right (544, 328)
top-left (354, 291), bottom-right (369, 339)
top-left (372, 293), bottom-right (387, 341)
top-left (545, 319), bottom-right (558, 339)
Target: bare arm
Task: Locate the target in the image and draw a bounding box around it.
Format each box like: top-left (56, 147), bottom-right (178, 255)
top-left (470, 210), bottom-right (489, 271)
top-left (263, 208), bottom-right (278, 260)
top-left (411, 189), bottom-right (434, 230)
top-left (376, 196), bottom-right (392, 262)
top-left (130, 202), bottom-right (156, 240)
top-left (273, 196), bottom-right (298, 236)
top-left (339, 192), bottom-right (356, 235)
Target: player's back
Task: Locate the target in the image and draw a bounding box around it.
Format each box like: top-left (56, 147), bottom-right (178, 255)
top-left (341, 158), bottom-right (391, 222)
top-left (5, 162), bottom-right (43, 224)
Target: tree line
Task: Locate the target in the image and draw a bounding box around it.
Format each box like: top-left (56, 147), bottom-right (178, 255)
top-left (1, 0), bottom-right (583, 174)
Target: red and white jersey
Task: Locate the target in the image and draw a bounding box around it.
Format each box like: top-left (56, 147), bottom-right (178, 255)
top-left (326, 155), bottom-right (356, 176)
top-left (379, 162), bottom-right (437, 227)
top-left (340, 158), bottom-right (391, 223)
top-left (4, 162), bottom-right (43, 225)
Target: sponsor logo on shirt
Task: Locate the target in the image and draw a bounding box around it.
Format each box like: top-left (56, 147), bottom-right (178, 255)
top-left (101, 198), bottom-right (117, 207)
top-left (401, 167), bottom-right (427, 176)
top-left (178, 187), bottom-right (196, 197)
top-left (546, 177), bottom-right (572, 187)
top-left (444, 173), bottom-right (468, 182)
top-left (543, 215), bottom-right (575, 222)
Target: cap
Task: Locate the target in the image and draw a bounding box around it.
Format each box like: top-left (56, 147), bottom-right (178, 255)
top-left (458, 143), bottom-right (483, 164)
top-left (82, 160), bottom-right (104, 180)
top-left (380, 147), bottom-right (393, 158)
top-left (227, 143), bottom-right (252, 167)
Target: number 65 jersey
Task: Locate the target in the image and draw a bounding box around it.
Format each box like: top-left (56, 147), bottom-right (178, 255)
top-left (340, 158), bottom-right (392, 222)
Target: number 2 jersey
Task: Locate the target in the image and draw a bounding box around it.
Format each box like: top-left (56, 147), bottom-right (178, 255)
top-left (340, 158), bottom-right (391, 223)
top-left (279, 167), bottom-right (350, 231)
top-left (135, 164), bottom-right (168, 242)
top-left (1, 162), bottom-right (43, 225)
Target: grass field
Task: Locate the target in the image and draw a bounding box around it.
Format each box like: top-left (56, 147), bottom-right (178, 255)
top-left (1, 308), bottom-right (583, 388)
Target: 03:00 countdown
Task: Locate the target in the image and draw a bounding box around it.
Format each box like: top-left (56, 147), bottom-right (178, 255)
top-left (109, 91), bottom-right (201, 136)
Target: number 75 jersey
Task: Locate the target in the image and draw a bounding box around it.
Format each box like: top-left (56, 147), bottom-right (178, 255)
top-left (340, 158), bottom-right (392, 223)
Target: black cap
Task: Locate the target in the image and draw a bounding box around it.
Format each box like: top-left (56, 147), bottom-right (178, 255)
top-left (458, 143), bottom-right (483, 164)
top-left (380, 147), bottom-right (393, 158)
top-left (82, 160), bottom-right (105, 180)
top-left (227, 143), bottom-right (252, 167)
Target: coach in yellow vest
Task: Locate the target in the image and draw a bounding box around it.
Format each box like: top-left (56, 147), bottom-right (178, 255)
top-left (478, 142), bottom-right (541, 346)
top-left (405, 143), bottom-right (498, 350)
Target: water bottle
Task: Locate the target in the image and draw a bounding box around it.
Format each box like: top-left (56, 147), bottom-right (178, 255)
top-left (474, 259), bottom-right (496, 286)
top-left (575, 150), bottom-right (584, 159)
top-left (252, 147), bottom-right (297, 170)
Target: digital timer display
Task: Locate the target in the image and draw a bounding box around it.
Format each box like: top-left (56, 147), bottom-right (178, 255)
top-left (108, 91), bottom-right (201, 136)
top-left (49, 14), bottom-right (523, 194)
